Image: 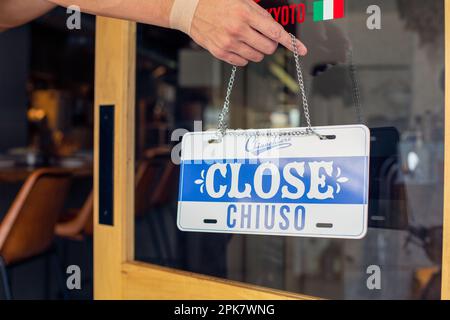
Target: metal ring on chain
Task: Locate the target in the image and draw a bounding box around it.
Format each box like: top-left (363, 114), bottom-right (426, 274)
top-left (210, 33), bottom-right (326, 143)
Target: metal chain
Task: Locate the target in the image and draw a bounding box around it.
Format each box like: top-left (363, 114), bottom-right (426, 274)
top-left (217, 65), bottom-right (237, 137)
top-left (213, 33), bottom-right (325, 142)
top-left (291, 32), bottom-right (314, 134)
top-left (347, 49), bottom-right (365, 124)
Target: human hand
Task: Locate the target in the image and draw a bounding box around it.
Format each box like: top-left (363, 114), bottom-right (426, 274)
top-left (189, 0), bottom-right (307, 66)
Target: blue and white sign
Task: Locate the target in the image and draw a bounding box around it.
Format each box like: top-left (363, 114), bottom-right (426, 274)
top-left (177, 125), bottom-right (370, 239)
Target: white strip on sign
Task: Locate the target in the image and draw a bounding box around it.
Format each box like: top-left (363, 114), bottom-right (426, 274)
top-left (177, 125), bottom-right (370, 239)
top-left (323, 0), bottom-right (334, 20)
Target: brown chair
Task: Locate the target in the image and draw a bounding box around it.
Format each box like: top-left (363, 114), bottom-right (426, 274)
top-left (149, 159), bottom-right (179, 265)
top-left (136, 148), bottom-right (180, 265)
top-left (55, 191), bottom-right (93, 240)
top-left (149, 160), bottom-right (179, 207)
top-left (54, 146), bottom-right (178, 266)
top-left (129, 147), bottom-right (176, 262)
top-left (55, 146), bottom-right (173, 240)
top-left (136, 146), bottom-right (173, 216)
top-left (135, 160), bottom-right (158, 218)
top-left (0, 169), bottom-right (71, 299)
top-left (53, 190), bottom-right (93, 296)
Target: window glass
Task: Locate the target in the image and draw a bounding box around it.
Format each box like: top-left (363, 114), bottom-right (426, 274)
top-left (134, 0), bottom-right (444, 299)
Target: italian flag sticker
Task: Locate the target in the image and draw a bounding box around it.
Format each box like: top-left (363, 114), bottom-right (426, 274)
top-left (313, 0), bottom-right (345, 21)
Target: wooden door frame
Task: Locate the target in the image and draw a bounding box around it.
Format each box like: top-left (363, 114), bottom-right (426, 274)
top-left (442, 0), bottom-right (450, 300)
top-left (94, 0), bottom-right (450, 299)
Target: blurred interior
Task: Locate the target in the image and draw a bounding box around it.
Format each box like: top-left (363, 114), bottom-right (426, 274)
top-left (0, 0), bottom-right (446, 300)
top-left (0, 8), bottom-right (94, 299)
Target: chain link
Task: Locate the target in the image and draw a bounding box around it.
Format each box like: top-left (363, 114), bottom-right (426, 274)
top-left (217, 65), bottom-right (237, 136)
top-left (347, 49), bottom-right (364, 124)
top-left (213, 33), bottom-right (325, 142)
top-left (292, 32), bottom-right (315, 134)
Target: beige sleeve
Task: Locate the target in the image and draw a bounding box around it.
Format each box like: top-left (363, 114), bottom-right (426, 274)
top-left (169, 0), bottom-right (200, 35)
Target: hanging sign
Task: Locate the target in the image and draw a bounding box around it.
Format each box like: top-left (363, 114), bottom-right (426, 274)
top-left (177, 125), bottom-right (370, 239)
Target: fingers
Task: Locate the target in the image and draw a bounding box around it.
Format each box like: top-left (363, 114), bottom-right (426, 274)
top-left (240, 26), bottom-right (278, 55)
top-left (212, 26), bottom-right (270, 66)
top-left (232, 41), bottom-right (264, 62)
top-left (191, 0), bottom-right (308, 66)
top-left (210, 45), bottom-right (249, 67)
top-left (211, 38), bottom-right (265, 66)
top-left (276, 31), bottom-right (308, 56)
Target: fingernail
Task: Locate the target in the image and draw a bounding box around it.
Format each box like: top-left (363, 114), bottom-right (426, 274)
top-left (297, 40), bottom-right (307, 55)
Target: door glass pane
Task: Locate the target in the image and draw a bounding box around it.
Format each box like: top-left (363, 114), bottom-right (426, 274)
top-left (134, 0), bottom-right (445, 299)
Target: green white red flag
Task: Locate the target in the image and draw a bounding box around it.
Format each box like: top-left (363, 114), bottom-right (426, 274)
top-left (313, 0), bottom-right (345, 21)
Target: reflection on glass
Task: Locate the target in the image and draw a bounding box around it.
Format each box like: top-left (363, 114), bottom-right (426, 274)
top-left (134, 0), bottom-right (444, 299)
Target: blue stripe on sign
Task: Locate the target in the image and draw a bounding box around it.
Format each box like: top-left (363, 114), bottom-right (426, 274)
top-left (179, 156), bottom-right (368, 205)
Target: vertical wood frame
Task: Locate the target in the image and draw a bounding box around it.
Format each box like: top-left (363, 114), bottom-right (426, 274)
top-left (94, 17), bottom-right (136, 299)
top-left (441, 0), bottom-right (450, 301)
top-left (94, 1), bottom-right (450, 299)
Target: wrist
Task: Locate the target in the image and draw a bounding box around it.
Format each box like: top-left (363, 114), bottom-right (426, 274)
top-left (169, 0), bottom-right (200, 35)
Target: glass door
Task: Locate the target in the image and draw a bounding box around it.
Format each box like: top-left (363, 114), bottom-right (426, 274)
top-left (94, 0), bottom-right (450, 300)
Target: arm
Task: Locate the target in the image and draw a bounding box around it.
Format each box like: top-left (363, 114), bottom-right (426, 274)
top-left (48, 0), bottom-right (307, 66)
top-left (0, 0), bottom-right (173, 32)
top-left (0, 0), bottom-right (56, 30)
top-left (1, 0), bottom-right (307, 65)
